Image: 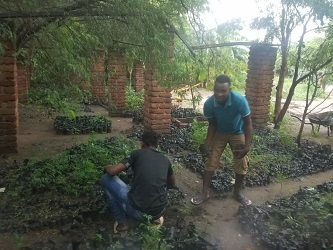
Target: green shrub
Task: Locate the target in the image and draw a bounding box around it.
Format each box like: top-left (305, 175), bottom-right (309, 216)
top-left (126, 86), bottom-right (144, 111)
top-left (189, 119), bottom-right (208, 148)
top-left (28, 84), bottom-right (89, 115)
top-left (8, 136), bottom-right (137, 197)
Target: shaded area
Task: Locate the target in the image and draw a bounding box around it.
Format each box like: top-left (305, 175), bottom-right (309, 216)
top-left (238, 181), bottom-right (333, 250)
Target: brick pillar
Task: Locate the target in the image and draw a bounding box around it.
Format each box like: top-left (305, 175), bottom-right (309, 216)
top-left (17, 62), bottom-right (30, 103)
top-left (108, 56), bottom-right (126, 116)
top-left (133, 61), bottom-right (144, 91)
top-left (0, 42), bottom-right (18, 154)
top-left (91, 51), bottom-right (106, 99)
top-left (144, 66), bottom-right (172, 134)
top-left (245, 45), bottom-right (277, 126)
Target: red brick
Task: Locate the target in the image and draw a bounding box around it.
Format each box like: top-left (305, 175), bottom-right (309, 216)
top-left (0, 64), bottom-right (16, 72)
top-left (150, 119), bottom-right (165, 125)
top-left (0, 79), bottom-right (16, 87)
top-left (4, 87), bottom-right (15, 94)
top-left (147, 114), bottom-right (171, 120)
top-left (149, 109), bottom-right (165, 114)
top-left (0, 128), bottom-right (16, 136)
top-left (0, 122), bottom-right (16, 129)
top-left (1, 115), bottom-right (16, 122)
top-left (0, 95), bottom-right (16, 102)
top-left (0, 108), bottom-right (16, 115)
top-left (151, 87), bottom-right (167, 92)
top-left (0, 144), bottom-right (17, 152)
top-left (0, 135), bottom-right (17, 142)
top-left (0, 57), bottom-right (15, 64)
top-left (159, 92), bottom-right (172, 98)
top-left (149, 97), bottom-right (164, 103)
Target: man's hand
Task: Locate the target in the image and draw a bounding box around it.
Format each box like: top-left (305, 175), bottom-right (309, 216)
top-left (199, 144), bottom-right (210, 158)
top-left (232, 144), bottom-right (249, 159)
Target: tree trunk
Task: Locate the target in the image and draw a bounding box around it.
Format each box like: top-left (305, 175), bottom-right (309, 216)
top-left (190, 86), bottom-right (196, 110)
top-left (296, 81), bottom-right (311, 147)
top-left (296, 75), bottom-right (320, 146)
top-left (274, 16), bottom-right (311, 128)
top-left (128, 67), bottom-right (133, 88)
top-left (275, 57), bottom-right (332, 128)
top-left (274, 46), bottom-right (288, 123)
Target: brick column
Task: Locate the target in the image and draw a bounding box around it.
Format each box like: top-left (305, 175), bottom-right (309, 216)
top-left (17, 62), bottom-right (30, 103)
top-left (144, 66), bottom-right (172, 134)
top-left (0, 42), bottom-right (18, 154)
top-left (91, 51), bottom-right (106, 99)
top-left (245, 45), bottom-right (277, 126)
top-left (133, 61), bottom-right (144, 91)
top-left (108, 56), bottom-right (126, 116)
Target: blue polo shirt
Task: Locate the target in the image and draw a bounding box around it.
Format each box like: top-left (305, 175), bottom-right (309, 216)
top-left (203, 90), bottom-right (250, 134)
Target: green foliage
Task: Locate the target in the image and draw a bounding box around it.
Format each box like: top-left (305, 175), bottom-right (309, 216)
top-left (262, 189), bottom-right (333, 245)
top-left (28, 84), bottom-right (90, 115)
top-left (126, 86), bottom-right (144, 111)
top-left (13, 233), bottom-right (24, 248)
top-left (189, 119), bottom-right (207, 148)
top-left (138, 215), bottom-right (169, 250)
top-left (31, 20), bottom-right (99, 87)
top-left (220, 147), bottom-right (234, 167)
top-left (8, 136), bottom-right (137, 197)
top-left (271, 75), bottom-right (328, 101)
top-left (249, 128), bottom-right (296, 177)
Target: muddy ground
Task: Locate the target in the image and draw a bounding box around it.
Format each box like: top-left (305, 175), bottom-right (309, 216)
top-left (1, 96), bottom-right (333, 249)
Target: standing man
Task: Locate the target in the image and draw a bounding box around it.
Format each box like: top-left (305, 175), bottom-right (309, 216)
top-left (101, 131), bottom-right (176, 232)
top-left (191, 74), bottom-right (252, 205)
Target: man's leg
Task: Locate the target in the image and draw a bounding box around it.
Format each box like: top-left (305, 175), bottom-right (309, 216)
top-left (101, 174), bottom-right (133, 231)
top-left (202, 170), bottom-right (214, 197)
top-left (191, 133), bottom-right (227, 205)
top-left (229, 135), bottom-right (251, 205)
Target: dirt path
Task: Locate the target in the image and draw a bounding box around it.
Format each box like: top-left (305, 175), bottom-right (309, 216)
top-left (177, 167), bottom-right (333, 250)
top-left (5, 104), bottom-right (133, 163)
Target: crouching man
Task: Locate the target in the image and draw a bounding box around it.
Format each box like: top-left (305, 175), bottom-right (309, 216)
top-left (101, 131), bottom-right (176, 232)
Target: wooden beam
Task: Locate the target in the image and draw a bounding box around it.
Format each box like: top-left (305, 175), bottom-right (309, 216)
top-left (191, 42), bottom-right (281, 50)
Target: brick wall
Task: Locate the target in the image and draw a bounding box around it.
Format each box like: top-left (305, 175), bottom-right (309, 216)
top-left (0, 42), bottom-right (18, 154)
top-left (143, 66), bottom-right (172, 133)
top-left (108, 56), bottom-right (126, 116)
top-left (133, 61), bottom-right (144, 91)
top-left (91, 51), bottom-right (106, 99)
top-left (245, 45), bottom-right (277, 126)
top-left (17, 62), bottom-right (30, 103)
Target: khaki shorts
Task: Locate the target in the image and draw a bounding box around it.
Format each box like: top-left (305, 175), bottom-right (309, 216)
top-left (205, 133), bottom-right (249, 175)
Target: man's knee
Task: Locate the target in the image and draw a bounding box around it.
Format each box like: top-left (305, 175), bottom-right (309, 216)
top-left (234, 156), bottom-right (249, 175)
top-left (101, 173), bottom-right (112, 187)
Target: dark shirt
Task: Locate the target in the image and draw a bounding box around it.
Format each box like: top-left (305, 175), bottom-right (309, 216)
top-left (122, 147), bottom-right (173, 217)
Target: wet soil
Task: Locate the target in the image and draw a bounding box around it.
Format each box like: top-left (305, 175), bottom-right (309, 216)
top-left (0, 101), bottom-right (333, 250)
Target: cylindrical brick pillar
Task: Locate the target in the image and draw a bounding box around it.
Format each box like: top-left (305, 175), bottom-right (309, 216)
top-left (133, 61), bottom-right (144, 92)
top-left (91, 50), bottom-right (106, 99)
top-left (245, 45), bottom-right (277, 126)
top-left (17, 62), bottom-right (30, 103)
top-left (0, 41), bottom-right (18, 154)
top-left (143, 66), bottom-right (172, 134)
top-left (108, 56), bottom-right (126, 116)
